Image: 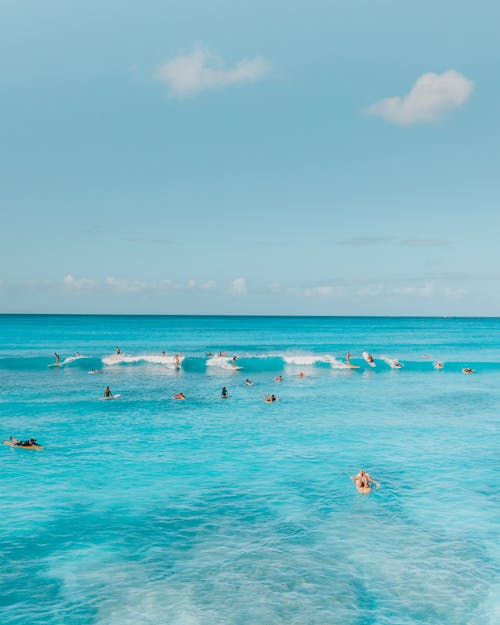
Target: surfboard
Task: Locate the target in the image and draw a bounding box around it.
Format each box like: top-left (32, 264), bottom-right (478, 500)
top-left (3, 439), bottom-right (44, 450)
top-left (362, 352), bottom-right (376, 367)
top-left (345, 364), bottom-right (360, 369)
top-left (99, 394), bottom-right (121, 400)
top-left (48, 363), bottom-right (62, 367)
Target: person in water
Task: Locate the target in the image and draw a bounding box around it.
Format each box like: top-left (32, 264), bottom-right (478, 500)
top-left (366, 353), bottom-right (374, 364)
top-left (232, 355), bottom-right (238, 366)
top-left (174, 354), bottom-right (180, 367)
top-left (12, 437), bottom-right (38, 447)
top-left (173, 392), bottom-right (186, 400)
top-left (462, 367), bottom-right (474, 374)
top-left (115, 346), bottom-right (121, 354)
top-left (54, 352), bottom-right (60, 364)
top-left (244, 379), bottom-right (253, 386)
top-left (265, 394), bottom-right (278, 402)
top-left (351, 470), bottom-right (379, 490)
top-left (298, 372), bottom-right (305, 378)
top-left (274, 375), bottom-right (283, 382)
top-left (104, 386), bottom-right (112, 398)
top-left (434, 362), bottom-right (443, 369)
top-left (221, 386), bottom-right (229, 398)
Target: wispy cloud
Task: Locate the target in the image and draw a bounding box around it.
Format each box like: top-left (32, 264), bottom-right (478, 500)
top-left (366, 70), bottom-right (473, 125)
top-left (337, 236), bottom-right (452, 248)
top-left (155, 45), bottom-right (271, 97)
top-left (289, 285), bottom-right (344, 298)
top-left (63, 274), bottom-right (95, 289)
top-left (229, 277), bottom-right (248, 296)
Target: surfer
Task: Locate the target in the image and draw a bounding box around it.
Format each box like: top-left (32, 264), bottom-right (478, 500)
top-left (174, 354), bottom-right (180, 367)
top-left (173, 392), bottom-right (186, 400)
top-left (221, 386), bottom-right (229, 398)
top-left (274, 375), bottom-right (283, 382)
top-left (298, 372), bottom-right (305, 378)
top-left (265, 394), bottom-right (278, 402)
top-left (351, 469), bottom-right (379, 492)
top-left (54, 352), bottom-right (60, 364)
top-left (162, 351), bottom-right (167, 356)
top-left (104, 386), bottom-right (112, 398)
top-left (75, 351), bottom-right (81, 357)
top-left (346, 352), bottom-right (352, 366)
top-left (89, 368), bottom-right (103, 374)
top-left (365, 353), bottom-right (374, 365)
top-left (462, 367), bottom-right (474, 374)
top-left (434, 362), bottom-right (443, 369)
top-left (115, 346), bottom-right (121, 354)
top-left (11, 436), bottom-right (38, 447)
top-left (232, 354), bottom-right (238, 367)
top-left (244, 379), bottom-right (253, 386)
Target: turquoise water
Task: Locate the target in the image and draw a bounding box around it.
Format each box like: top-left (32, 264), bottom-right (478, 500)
top-left (1, 315), bottom-right (499, 625)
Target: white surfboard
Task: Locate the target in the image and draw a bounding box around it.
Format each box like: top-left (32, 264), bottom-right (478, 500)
top-left (99, 394), bottom-right (121, 400)
top-left (362, 352), bottom-right (376, 367)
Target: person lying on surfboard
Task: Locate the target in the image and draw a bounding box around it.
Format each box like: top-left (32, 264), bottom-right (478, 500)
top-left (264, 394), bottom-right (278, 402)
top-left (173, 392), bottom-right (186, 400)
top-left (365, 353), bottom-right (374, 364)
top-left (104, 386), bottom-right (113, 398)
top-left (351, 469), bottom-right (379, 491)
top-left (12, 436), bottom-right (39, 447)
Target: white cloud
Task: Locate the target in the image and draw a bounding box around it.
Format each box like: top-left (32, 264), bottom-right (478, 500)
top-left (366, 70), bottom-right (473, 125)
top-left (290, 285), bottom-right (344, 298)
top-left (155, 45), bottom-right (271, 97)
top-left (390, 282), bottom-right (434, 297)
top-left (229, 277), bottom-right (248, 296)
top-left (201, 280), bottom-right (217, 290)
top-left (105, 277), bottom-right (147, 293)
top-left (63, 274), bottom-right (94, 289)
top-left (186, 279), bottom-right (197, 289)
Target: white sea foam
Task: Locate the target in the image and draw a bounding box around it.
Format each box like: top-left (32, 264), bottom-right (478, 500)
top-left (206, 355), bottom-right (241, 370)
top-left (102, 353), bottom-right (184, 367)
top-left (60, 355), bottom-right (88, 365)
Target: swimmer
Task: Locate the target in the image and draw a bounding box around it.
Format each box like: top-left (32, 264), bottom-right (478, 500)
top-left (173, 392), bottom-right (186, 400)
top-left (88, 368), bottom-right (103, 374)
top-left (54, 352), bottom-right (60, 364)
top-left (221, 386), bottom-right (229, 398)
top-left (265, 394), bottom-right (278, 402)
top-left (434, 362), bottom-right (443, 369)
top-left (104, 386), bottom-right (113, 398)
top-left (298, 372), bottom-right (305, 378)
top-left (115, 346), bottom-right (121, 354)
top-left (244, 379), bottom-right (253, 386)
top-left (462, 367), bottom-right (474, 374)
top-left (75, 351), bottom-right (81, 357)
top-left (274, 375), bottom-right (283, 382)
top-left (351, 470), bottom-right (379, 493)
top-left (162, 351), bottom-right (167, 356)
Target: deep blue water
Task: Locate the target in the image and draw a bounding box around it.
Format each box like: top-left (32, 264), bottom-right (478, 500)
top-left (1, 315), bottom-right (499, 624)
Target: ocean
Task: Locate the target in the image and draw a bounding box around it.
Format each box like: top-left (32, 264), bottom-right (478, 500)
top-left (1, 315), bottom-right (499, 625)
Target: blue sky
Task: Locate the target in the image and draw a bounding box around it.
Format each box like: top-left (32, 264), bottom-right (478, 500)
top-left (1, 0), bottom-right (499, 314)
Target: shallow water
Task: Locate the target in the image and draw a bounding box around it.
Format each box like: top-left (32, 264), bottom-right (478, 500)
top-left (1, 315), bottom-right (499, 624)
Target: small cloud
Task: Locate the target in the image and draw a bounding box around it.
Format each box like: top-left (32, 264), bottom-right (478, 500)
top-left (390, 281), bottom-right (434, 297)
top-left (63, 274), bottom-right (94, 289)
top-left (289, 284), bottom-right (344, 298)
top-left (155, 45), bottom-right (271, 97)
top-left (201, 280), bottom-right (217, 290)
top-left (337, 237), bottom-right (397, 247)
top-left (105, 277), bottom-right (147, 293)
top-left (401, 238), bottom-right (451, 248)
top-left (229, 277), bottom-right (248, 296)
top-left (186, 279), bottom-right (197, 289)
top-left (366, 70), bottom-right (473, 125)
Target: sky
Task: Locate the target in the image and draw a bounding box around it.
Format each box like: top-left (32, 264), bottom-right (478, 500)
top-left (1, 0), bottom-right (499, 315)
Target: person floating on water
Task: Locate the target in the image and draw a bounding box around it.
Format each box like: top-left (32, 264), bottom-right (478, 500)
top-left (434, 362), bottom-right (443, 369)
top-left (11, 436), bottom-right (39, 447)
top-left (265, 394), bottom-right (278, 402)
top-left (89, 368), bottom-right (103, 374)
top-left (298, 372), bottom-right (305, 378)
top-left (54, 352), bottom-right (60, 364)
top-left (221, 386), bottom-right (229, 398)
top-left (173, 392), bottom-right (186, 400)
top-left (104, 386), bottom-right (112, 398)
top-left (244, 379), bottom-right (253, 386)
top-left (274, 375), bottom-right (283, 382)
top-left (351, 469), bottom-right (379, 493)
top-left (462, 367), bottom-right (474, 374)
top-left (115, 346), bottom-right (121, 354)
